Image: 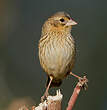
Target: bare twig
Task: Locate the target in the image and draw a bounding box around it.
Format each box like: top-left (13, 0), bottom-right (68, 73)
top-left (66, 76), bottom-right (88, 110)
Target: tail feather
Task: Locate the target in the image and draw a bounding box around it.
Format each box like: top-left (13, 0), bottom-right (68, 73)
top-left (46, 76), bottom-right (62, 88)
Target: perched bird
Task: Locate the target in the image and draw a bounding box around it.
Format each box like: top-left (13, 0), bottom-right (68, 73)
top-left (38, 12), bottom-right (79, 100)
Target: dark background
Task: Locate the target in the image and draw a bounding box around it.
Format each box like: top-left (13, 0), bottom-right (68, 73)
top-left (0, 0), bottom-right (107, 110)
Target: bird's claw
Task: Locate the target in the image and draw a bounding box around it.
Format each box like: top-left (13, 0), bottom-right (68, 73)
top-left (78, 76), bottom-right (88, 90)
top-left (41, 92), bottom-right (49, 102)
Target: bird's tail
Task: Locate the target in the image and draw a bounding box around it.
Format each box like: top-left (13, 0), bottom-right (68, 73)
top-left (46, 76), bottom-right (62, 88)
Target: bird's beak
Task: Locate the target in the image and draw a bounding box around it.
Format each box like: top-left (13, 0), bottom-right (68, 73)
top-left (65, 19), bottom-right (77, 26)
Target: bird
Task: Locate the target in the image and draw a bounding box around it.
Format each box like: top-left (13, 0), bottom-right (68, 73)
top-left (38, 12), bottom-right (80, 101)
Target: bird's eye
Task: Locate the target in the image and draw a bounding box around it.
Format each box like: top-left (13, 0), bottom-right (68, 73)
top-left (60, 18), bottom-right (65, 22)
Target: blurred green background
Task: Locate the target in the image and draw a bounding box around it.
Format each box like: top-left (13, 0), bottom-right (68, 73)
top-left (0, 0), bottom-right (107, 110)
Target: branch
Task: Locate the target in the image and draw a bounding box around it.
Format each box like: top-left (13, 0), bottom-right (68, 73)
top-left (19, 76), bottom-right (88, 110)
top-left (66, 76), bottom-right (88, 110)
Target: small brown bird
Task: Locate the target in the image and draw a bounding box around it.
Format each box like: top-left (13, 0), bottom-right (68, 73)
top-left (39, 12), bottom-right (80, 100)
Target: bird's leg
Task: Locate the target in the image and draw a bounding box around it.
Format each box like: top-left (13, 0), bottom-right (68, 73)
top-left (70, 72), bottom-right (88, 90)
top-left (70, 72), bottom-right (82, 80)
top-left (41, 76), bottom-right (53, 102)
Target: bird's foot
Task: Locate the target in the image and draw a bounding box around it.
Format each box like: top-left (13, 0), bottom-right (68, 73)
top-left (41, 92), bottom-right (49, 102)
top-left (70, 72), bottom-right (88, 90)
top-left (78, 76), bottom-right (88, 90)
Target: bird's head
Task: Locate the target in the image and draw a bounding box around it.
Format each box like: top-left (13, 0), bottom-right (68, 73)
top-left (42, 12), bottom-right (77, 35)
